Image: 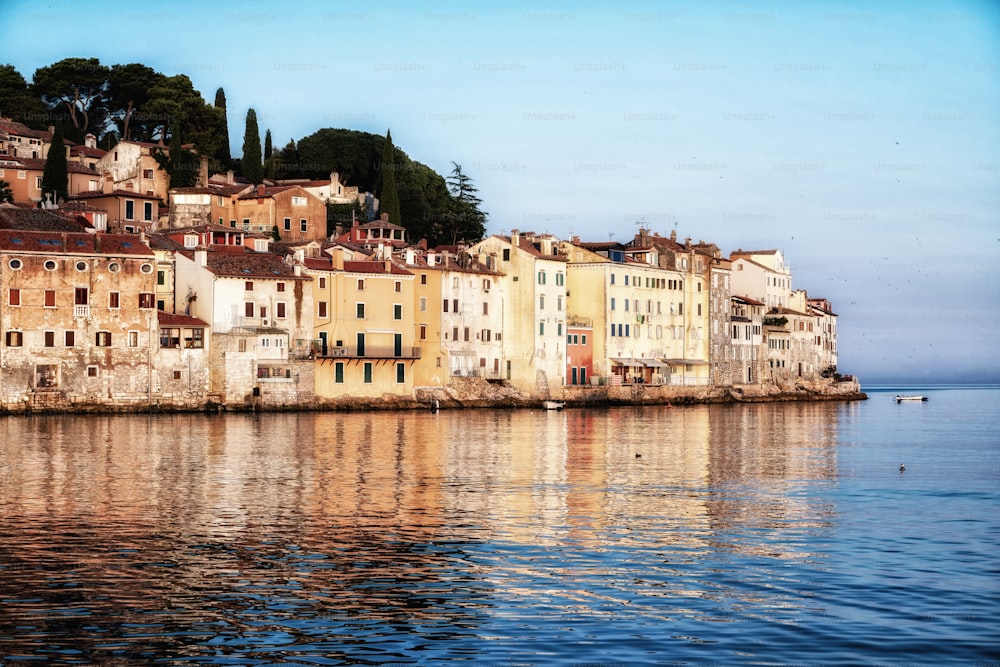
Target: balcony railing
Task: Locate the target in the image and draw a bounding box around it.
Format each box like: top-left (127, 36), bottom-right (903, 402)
top-left (322, 346), bottom-right (422, 359)
top-left (73, 305), bottom-right (90, 317)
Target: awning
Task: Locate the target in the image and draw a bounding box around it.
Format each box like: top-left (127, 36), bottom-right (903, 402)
top-left (610, 357), bottom-right (644, 367)
top-left (641, 359), bottom-right (670, 368)
top-left (664, 359), bottom-right (710, 366)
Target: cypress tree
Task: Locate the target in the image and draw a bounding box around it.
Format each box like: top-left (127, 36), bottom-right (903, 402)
top-left (214, 87), bottom-right (231, 168)
top-left (264, 129), bottom-right (275, 180)
top-left (242, 108), bottom-right (263, 184)
top-left (41, 125), bottom-right (68, 205)
top-left (378, 129), bottom-right (401, 225)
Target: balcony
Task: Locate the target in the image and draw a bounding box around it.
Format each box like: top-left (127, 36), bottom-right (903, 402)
top-left (73, 305), bottom-right (90, 317)
top-left (322, 346), bottom-right (422, 360)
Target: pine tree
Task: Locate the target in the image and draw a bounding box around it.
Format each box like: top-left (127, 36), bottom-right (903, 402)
top-left (0, 180), bottom-right (13, 203)
top-left (214, 87), bottom-right (231, 168)
top-left (41, 125), bottom-right (68, 205)
top-left (378, 129), bottom-right (401, 225)
top-left (242, 108), bottom-right (263, 184)
top-left (445, 162), bottom-right (487, 244)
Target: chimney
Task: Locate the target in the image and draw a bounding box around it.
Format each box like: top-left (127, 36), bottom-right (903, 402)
top-left (427, 252), bottom-right (436, 267)
top-left (256, 184), bottom-right (265, 196)
top-left (195, 246), bottom-right (208, 267)
top-left (226, 170), bottom-right (234, 185)
top-left (332, 248), bottom-right (345, 270)
top-left (511, 228), bottom-right (520, 246)
top-left (198, 156), bottom-right (209, 187)
top-left (405, 248), bottom-right (415, 265)
top-left (85, 133), bottom-right (96, 149)
top-left (669, 229), bottom-right (677, 242)
top-left (102, 171), bottom-right (113, 194)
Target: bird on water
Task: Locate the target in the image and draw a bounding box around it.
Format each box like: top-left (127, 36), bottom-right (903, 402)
top-left (900, 464), bottom-right (905, 472)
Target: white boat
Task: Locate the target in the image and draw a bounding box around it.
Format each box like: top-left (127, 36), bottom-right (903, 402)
top-left (895, 395), bottom-right (928, 403)
top-left (543, 400), bottom-right (565, 410)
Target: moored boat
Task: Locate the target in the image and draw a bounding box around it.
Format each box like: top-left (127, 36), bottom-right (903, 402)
top-left (543, 400), bottom-right (565, 410)
top-left (895, 395), bottom-right (928, 403)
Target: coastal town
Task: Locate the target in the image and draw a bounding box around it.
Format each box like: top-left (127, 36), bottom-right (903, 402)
top-left (0, 115), bottom-right (862, 413)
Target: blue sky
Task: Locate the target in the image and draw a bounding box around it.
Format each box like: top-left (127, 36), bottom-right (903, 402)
top-left (6, 0), bottom-right (999, 384)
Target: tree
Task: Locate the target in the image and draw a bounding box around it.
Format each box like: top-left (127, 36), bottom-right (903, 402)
top-left (377, 129), bottom-right (401, 225)
top-left (31, 57), bottom-right (111, 141)
top-left (242, 108), bottom-right (263, 184)
top-left (0, 64), bottom-right (47, 128)
top-left (264, 129), bottom-right (274, 180)
top-left (106, 63), bottom-right (159, 141)
top-left (213, 87), bottom-right (231, 169)
top-left (40, 125), bottom-right (68, 205)
top-left (0, 180), bottom-right (13, 203)
top-left (444, 162), bottom-right (487, 244)
top-left (271, 225), bottom-right (281, 242)
top-left (141, 75), bottom-right (223, 159)
top-left (157, 119), bottom-right (198, 189)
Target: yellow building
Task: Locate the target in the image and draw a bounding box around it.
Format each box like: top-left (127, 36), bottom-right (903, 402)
top-left (307, 246), bottom-right (419, 400)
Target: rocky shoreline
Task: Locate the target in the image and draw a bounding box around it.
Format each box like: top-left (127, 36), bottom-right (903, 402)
top-left (1, 377), bottom-right (866, 415)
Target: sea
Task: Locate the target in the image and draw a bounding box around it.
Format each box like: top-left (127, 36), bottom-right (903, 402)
top-left (0, 386), bottom-right (997, 666)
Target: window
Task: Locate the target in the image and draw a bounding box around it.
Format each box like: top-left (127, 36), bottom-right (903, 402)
top-left (420, 297), bottom-right (427, 312)
top-left (539, 322), bottom-right (545, 335)
top-left (187, 329), bottom-right (204, 348)
top-left (277, 282), bottom-right (285, 292)
top-left (503, 248), bottom-right (510, 261)
top-left (44, 331), bottom-right (55, 347)
top-left (76, 261), bottom-right (88, 272)
top-left (157, 270), bottom-right (166, 286)
top-left (539, 295), bottom-right (545, 310)
top-left (8, 288), bottom-right (19, 306)
top-left (184, 235), bottom-right (198, 248)
top-left (96, 331), bottom-right (112, 347)
top-left (276, 302), bottom-right (286, 318)
top-left (259, 306), bottom-right (267, 319)
top-left (128, 331), bottom-right (139, 347)
top-left (611, 297), bottom-right (616, 311)
top-left (245, 302), bottom-right (255, 317)
top-left (357, 279), bottom-right (365, 291)
top-left (65, 331), bottom-right (75, 346)
top-left (300, 219), bottom-right (307, 232)
top-left (318, 301), bottom-right (328, 318)
top-left (143, 202), bottom-right (153, 221)
top-left (284, 217), bottom-right (291, 231)
top-left (453, 298), bottom-right (458, 312)
top-left (538, 271), bottom-right (546, 285)
top-left (161, 328), bottom-right (180, 348)
top-left (452, 326), bottom-right (458, 341)
top-left (109, 292), bottom-right (120, 309)
top-left (319, 276), bottom-right (326, 289)
top-left (483, 302), bottom-right (489, 315)
top-left (245, 281), bottom-right (254, 291)
top-left (125, 200), bottom-right (134, 220)
top-left (421, 274), bottom-right (427, 285)
top-left (87, 365), bottom-right (98, 377)
top-left (108, 262), bottom-right (120, 273)
top-left (363, 362), bottom-right (373, 384)
top-left (139, 293), bottom-right (154, 309)
top-left (356, 303), bottom-right (365, 319)
top-left (419, 325), bottom-right (427, 340)
top-left (143, 168), bottom-right (154, 179)
top-left (45, 290), bottom-right (56, 307)
top-left (396, 362), bottom-right (405, 384)
top-left (394, 281), bottom-right (401, 293)
top-left (335, 362), bottom-right (344, 383)
top-left (464, 327), bottom-right (470, 342)
top-left (8, 259), bottom-right (21, 270)
top-left (393, 304), bottom-right (402, 320)
top-left (5, 331), bottom-right (22, 347)
top-left (443, 299), bottom-right (449, 313)
top-left (556, 273), bottom-right (564, 286)
top-left (173, 370), bottom-right (182, 380)
top-left (242, 218), bottom-right (250, 230)
top-left (44, 259), bottom-right (57, 271)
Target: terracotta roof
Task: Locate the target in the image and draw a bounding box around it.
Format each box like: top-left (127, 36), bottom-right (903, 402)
top-left (343, 260), bottom-right (412, 275)
top-left (71, 189), bottom-right (161, 201)
top-left (0, 208), bottom-right (89, 232)
top-left (732, 295), bottom-right (766, 306)
top-left (71, 145), bottom-right (106, 159)
top-left (237, 185), bottom-right (296, 200)
top-left (158, 311), bottom-right (209, 327)
top-left (0, 229), bottom-right (154, 256)
top-left (0, 118), bottom-right (52, 140)
top-left (193, 250), bottom-right (309, 280)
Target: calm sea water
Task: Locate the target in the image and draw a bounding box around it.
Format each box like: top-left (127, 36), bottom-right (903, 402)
top-left (1, 388), bottom-right (997, 666)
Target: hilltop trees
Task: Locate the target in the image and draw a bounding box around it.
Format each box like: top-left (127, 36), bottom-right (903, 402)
top-left (444, 162), bottom-right (488, 244)
top-left (377, 130), bottom-right (402, 226)
top-left (31, 57), bottom-right (110, 141)
top-left (106, 63), bottom-right (158, 141)
top-left (40, 125), bottom-right (68, 204)
top-left (213, 87), bottom-right (231, 169)
top-left (242, 108), bottom-right (263, 184)
top-left (0, 65), bottom-right (46, 127)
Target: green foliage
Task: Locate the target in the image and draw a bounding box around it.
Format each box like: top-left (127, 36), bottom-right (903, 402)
top-left (242, 108), bottom-right (263, 184)
top-left (31, 57), bottom-right (110, 142)
top-left (444, 162), bottom-right (487, 244)
top-left (271, 225), bottom-right (281, 242)
top-left (378, 129), bottom-right (401, 226)
top-left (0, 179), bottom-right (13, 203)
top-left (106, 63), bottom-right (158, 141)
top-left (213, 87), bottom-right (230, 168)
top-left (41, 125), bottom-right (68, 204)
top-left (763, 316), bottom-right (789, 327)
top-left (264, 129), bottom-right (275, 180)
top-left (155, 119), bottom-right (198, 189)
top-left (0, 64), bottom-right (47, 128)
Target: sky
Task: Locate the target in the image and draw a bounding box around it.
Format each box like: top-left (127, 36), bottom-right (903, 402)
top-left (5, 0), bottom-right (999, 384)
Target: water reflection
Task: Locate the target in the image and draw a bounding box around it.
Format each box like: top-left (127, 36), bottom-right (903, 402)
top-left (1, 404), bottom-right (844, 664)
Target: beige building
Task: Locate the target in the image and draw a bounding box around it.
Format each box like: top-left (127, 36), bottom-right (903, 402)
top-left (234, 184), bottom-right (328, 242)
top-left (469, 231), bottom-right (567, 397)
top-left (96, 140), bottom-right (171, 200)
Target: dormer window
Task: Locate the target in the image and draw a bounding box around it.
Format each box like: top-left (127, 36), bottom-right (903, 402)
top-left (184, 235), bottom-right (198, 249)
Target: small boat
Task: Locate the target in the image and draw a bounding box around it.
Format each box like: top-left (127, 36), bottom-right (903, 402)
top-left (543, 400), bottom-right (565, 410)
top-left (895, 395), bottom-right (928, 403)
